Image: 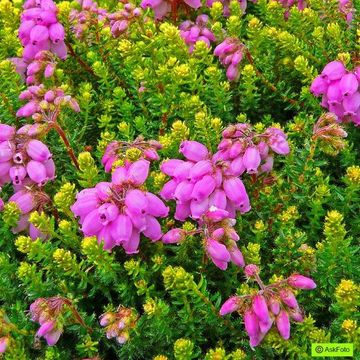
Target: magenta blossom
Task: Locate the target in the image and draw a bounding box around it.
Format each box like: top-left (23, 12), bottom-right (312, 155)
top-left (100, 306), bottom-right (137, 345)
top-left (219, 266), bottom-right (316, 347)
top-left (16, 85), bottom-right (80, 120)
top-left (141, 0), bottom-right (201, 20)
top-left (160, 140), bottom-right (251, 221)
top-left (71, 159), bottom-right (169, 253)
top-left (214, 123), bottom-right (290, 175)
top-left (19, 0), bottom-right (67, 62)
top-left (0, 123), bottom-right (55, 187)
top-left (29, 298), bottom-right (65, 346)
top-left (9, 186), bottom-right (50, 240)
top-left (179, 15), bottom-right (216, 53)
top-left (214, 38), bottom-right (245, 81)
top-left (69, 0), bottom-right (108, 40)
top-left (162, 207), bottom-right (244, 270)
top-left (310, 61), bottom-right (360, 126)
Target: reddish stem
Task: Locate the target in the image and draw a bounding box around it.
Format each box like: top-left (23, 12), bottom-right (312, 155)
top-left (50, 122), bottom-right (80, 170)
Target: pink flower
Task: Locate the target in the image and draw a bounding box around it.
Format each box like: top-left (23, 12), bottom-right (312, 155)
top-left (179, 140), bottom-right (209, 162)
top-left (219, 296), bottom-right (241, 315)
top-left (276, 310), bottom-right (290, 340)
top-left (287, 274), bottom-right (316, 289)
top-left (214, 38), bottom-right (244, 81)
top-left (162, 228), bottom-right (186, 244)
top-left (72, 160), bottom-right (168, 253)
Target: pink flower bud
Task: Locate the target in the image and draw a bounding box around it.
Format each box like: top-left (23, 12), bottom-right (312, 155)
top-left (50, 41), bottom-right (67, 59)
top-left (44, 63), bottom-right (56, 78)
top-left (122, 230), bottom-right (140, 254)
top-left (208, 189), bottom-right (227, 209)
top-left (287, 274), bottom-right (316, 289)
top-left (26, 139), bottom-right (52, 161)
top-left (0, 337), bottom-right (9, 353)
top-left (127, 159), bottom-right (150, 185)
top-left (0, 141), bottom-right (15, 162)
top-left (212, 227), bottom-right (225, 240)
top-left (160, 159), bottom-right (184, 176)
top-left (9, 166), bottom-right (27, 185)
top-left (179, 141), bottom-right (209, 162)
top-left (43, 329), bottom-right (62, 346)
top-left (26, 160), bottom-right (48, 185)
top-left (229, 245), bottom-right (245, 267)
top-left (223, 177), bottom-right (250, 212)
top-left (162, 228), bottom-right (186, 244)
top-left (206, 239), bottom-right (231, 263)
top-left (9, 190), bottom-right (35, 214)
top-left (189, 160), bottom-right (213, 180)
top-left (219, 296), bottom-right (240, 315)
top-left (145, 192), bottom-right (169, 217)
top-left (125, 189), bottom-right (148, 215)
top-left (321, 61), bottom-right (346, 81)
top-left (276, 310), bottom-right (290, 340)
top-left (0, 125), bottom-right (15, 141)
top-left (190, 197), bottom-right (209, 219)
top-left (243, 146), bottom-right (261, 174)
top-left (30, 25), bottom-right (49, 44)
top-left (310, 76), bottom-right (328, 96)
top-left (252, 295), bottom-right (270, 323)
top-left (49, 23), bottom-right (65, 43)
top-left (110, 214), bottom-right (133, 244)
top-left (279, 289), bottom-right (298, 309)
top-left (191, 175), bottom-right (216, 201)
top-left (244, 264), bottom-right (259, 278)
top-left (174, 181), bottom-right (194, 203)
top-left (339, 73), bottom-right (358, 96)
top-left (174, 201), bottom-right (191, 221)
top-left (143, 215), bottom-right (162, 241)
top-left (160, 179), bottom-right (177, 200)
top-left (244, 310), bottom-right (259, 338)
top-left (37, 321), bottom-right (55, 337)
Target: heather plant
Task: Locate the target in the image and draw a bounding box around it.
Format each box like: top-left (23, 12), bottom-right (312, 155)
top-left (0, 0), bottom-right (359, 358)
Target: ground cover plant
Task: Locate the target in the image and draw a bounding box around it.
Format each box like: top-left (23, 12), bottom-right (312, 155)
top-left (0, 0), bottom-right (359, 358)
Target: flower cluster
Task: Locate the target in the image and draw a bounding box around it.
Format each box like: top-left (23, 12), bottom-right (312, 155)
top-left (29, 297), bottom-right (66, 346)
top-left (102, 137), bottom-right (162, 172)
top-left (140, 0), bottom-right (201, 20)
top-left (310, 61), bottom-right (360, 126)
top-left (220, 265), bottom-right (316, 346)
top-left (338, 0), bottom-right (354, 23)
top-left (16, 85), bottom-right (80, 120)
top-left (214, 38), bottom-right (245, 81)
top-left (160, 140), bottom-right (250, 221)
top-left (9, 186), bottom-right (51, 239)
top-left (99, 306), bottom-right (137, 345)
top-left (214, 123), bottom-right (290, 175)
top-left (19, 0), bottom-right (67, 62)
top-left (71, 159), bottom-right (169, 253)
top-left (276, 0), bottom-right (306, 20)
top-left (69, 0), bottom-right (108, 40)
top-left (312, 112), bottom-right (348, 155)
top-left (24, 51), bottom-right (57, 85)
top-left (163, 207), bottom-right (244, 270)
top-left (179, 15), bottom-right (215, 53)
top-left (0, 123), bottom-right (54, 187)
top-left (107, 4), bottom-right (142, 38)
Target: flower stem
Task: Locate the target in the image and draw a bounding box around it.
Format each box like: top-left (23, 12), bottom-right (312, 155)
top-left (50, 122), bottom-right (80, 170)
